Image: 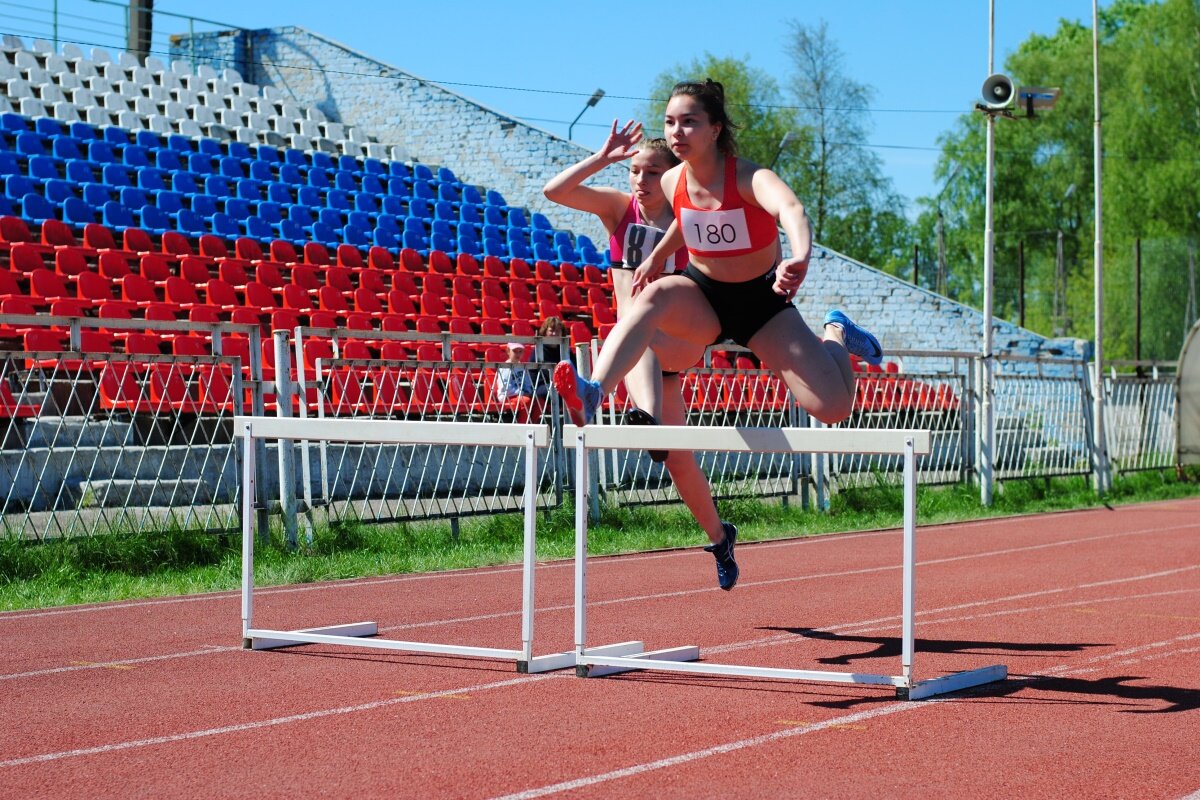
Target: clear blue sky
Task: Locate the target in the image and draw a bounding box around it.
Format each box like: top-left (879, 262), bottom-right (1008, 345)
top-left (18, 1), bottom-right (1106, 210)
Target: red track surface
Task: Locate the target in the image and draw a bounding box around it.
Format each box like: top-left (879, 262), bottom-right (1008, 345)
top-left (2, 500), bottom-right (1199, 798)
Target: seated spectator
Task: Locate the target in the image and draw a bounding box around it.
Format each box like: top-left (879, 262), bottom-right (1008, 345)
top-left (494, 342), bottom-right (544, 422)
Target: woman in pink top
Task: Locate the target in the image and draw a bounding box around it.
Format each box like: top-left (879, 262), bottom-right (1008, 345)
top-left (543, 121), bottom-right (732, 581)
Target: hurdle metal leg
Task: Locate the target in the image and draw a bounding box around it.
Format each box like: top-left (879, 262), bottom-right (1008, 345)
top-left (236, 418), bottom-right (574, 673)
top-left (566, 425), bottom-right (1007, 699)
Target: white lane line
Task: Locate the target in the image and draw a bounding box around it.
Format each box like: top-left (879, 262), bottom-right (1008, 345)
top-left (3, 537), bottom-right (1194, 682)
top-left (0, 646), bottom-right (239, 681)
top-left (4, 502), bottom-right (1193, 622)
top-left (0, 674), bottom-right (560, 768)
top-left (487, 634), bottom-right (1200, 800)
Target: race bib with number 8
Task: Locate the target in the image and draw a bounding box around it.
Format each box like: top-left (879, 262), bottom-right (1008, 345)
top-left (679, 207), bottom-right (751, 254)
top-left (623, 222), bottom-right (678, 273)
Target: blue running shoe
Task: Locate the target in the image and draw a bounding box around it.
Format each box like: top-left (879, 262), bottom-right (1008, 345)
top-left (704, 522), bottom-right (739, 591)
top-left (553, 361), bottom-right (602, 426)
top-left (824, 310), bottom-right (883, 366)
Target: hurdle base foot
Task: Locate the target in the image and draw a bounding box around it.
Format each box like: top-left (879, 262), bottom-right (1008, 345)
top-left (516, 651), bottom-right (576, 674)
top-left (577, 642), bottom-right (701, 678)
top-left (249, 621), bottom-right (379, 651)
top-left (901, 664), bottom-right (1008, 700)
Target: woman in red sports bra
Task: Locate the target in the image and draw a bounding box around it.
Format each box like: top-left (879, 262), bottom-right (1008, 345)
top-left (542, 121), bottom-right (732, 571)
top-left (554, 80), bottom-right (883, 590)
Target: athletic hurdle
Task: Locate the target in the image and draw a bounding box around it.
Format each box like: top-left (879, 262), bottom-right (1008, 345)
top-left (234, 416), bottom-right (575, 673)
top-left (565, 424), bottom-right (1008, 700)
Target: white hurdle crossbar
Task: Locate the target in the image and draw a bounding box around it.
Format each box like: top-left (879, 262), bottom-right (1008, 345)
top-left (234, 416), bottom-right (574, 673)
top-left (565, 424), bottom-right (1007, 700)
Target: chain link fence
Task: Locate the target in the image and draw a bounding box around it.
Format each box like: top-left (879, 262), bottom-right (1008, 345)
top-left (0, 316), bottom-right (1182, 539)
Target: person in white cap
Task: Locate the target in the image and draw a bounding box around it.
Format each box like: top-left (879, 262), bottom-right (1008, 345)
top-left (494, 342), bottom-right (542, 423)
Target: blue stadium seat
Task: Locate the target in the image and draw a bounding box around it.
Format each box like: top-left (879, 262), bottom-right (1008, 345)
top-left (235, 179), bottom-right (263, 202)
top-left (172, 173), bottom-right (201, 196)
top-left (16, 132), bottom-right (48, 158)
top-left (386, 177), bottom-right (408, 197)
top-left (508, 209), bottom-right (529, 230)
top-left (155, 190), bottom-right (184, 215)
top-left (481, 223), bottom-right (502, 243)
top-left (388, 161), bottom-right (411, 179)
top-left (176, 207), bottom-right (208, 236)
top-left (381, 195), bottom-right (406, 217)
top-left (63, 196), bottom-right (95, 226)
top-left (188, 153), bottom-right (214, 175)
top-left (51, 137), bottom-right (85, 161)
top-left (531, 229), bottom-right (552, 249)
top-left (191, 195), bottom-right (218, 218)
top-left (353, 193), bottom-right (379, 215)
top-left (0, 113), bottom-right (30, 133)
top-left (225, 198), bottom-right (252, 220)
top-left (459, 203), bottom-right (482, 231)
top-left (334, 171), bottom-right (357, 192)
top-left (28, 155), bottom-right (60, 182)
top-left (557, 243), bottom-right (580, 263)
top-left (102, 201), bottom-right (134, 229)
top-left (283, 148), bottom-right (307, 168)
top-left (102, 127), bottom-right (128, 147)
top-left (119, 187), bottom-right (149, 209)
top-left (413, 181), bottom-right (435, 202)
top-left (346, 210), bottom-right (371, 230)
top-left (137, 170), bottom-right (166, 192)
top-left (210, 212), bottom-right (240, 238)
top-left (318, 207), bottom-right (343, 228)
top-left (296, 185), bottom-right (321, 207)
top-left (44, 179), bottom-right (73, 204)
top-left (484, 206), bottom-right (505, 227)
top-left (373, 226), bottom-right (399, 250)
top-left (311, 221), bottom-right (339, 247)
top-left (155, 150), bottom-right (183, 172)
top-left (256, 145), bottom-right (281, 164)
top-left (68, 122), bottom-right (97, 141)
top-left (343, 225), bottom-right (369, 248)
top-left (482, 237), bottom-right (508, 258)
top-left (508, 238), bottom-right (531, 261)
top-left (88, 140), bottom-right (118, 164)
top-left (244, 215), bottom-right (273, 240)
top-left (326, 189), bottom-right (351, 211)
top-left (279, 163), bottom-right (303, 185)
top-left (311, 151), bottom-right (334, 171)
top-left (413, 163), bottom-right (434, 183)
top-left (531, 213), bottom-right (552, 231)
top-left (361, 173), bottom-right (384, 195)
top-left (402, 229), bottom-right (428, 253)
top-left (166, 134), bottom-right (194, 153)
top-left (82, 183), bottom-right (112, 207)
top-left (102, 164), bottom-right (132, 187)
top-left (219, 157), bottom-right (245, 179)
top-left (532, 241), bottom-right (556, 262)
top-left (35, 118), bottom-right (62, 137)
top-left (268, 182), bottom-right (294, 205)
top-left (122, 145), bottom-right (151, 168)
top-left (226, 141), bottom-right (253, 162)
top-left (198, 138), bottom-right (222, 158)
top-left (0, 150), bottom-right (19, 177)
top-left (553, 231), bottom-right (573, 248)
top-left (337, 155), bottom-right (362, 175)
top-left (279, 218), bottom-right (306, 244)
top-left (462, 185), bottom-right (483, 206)
top-left (485, 189), bottom-right (507, 208)
top-left (430, 231), bottom-right (454, 253)
top-left (363, 158), bottom-right (385, 176)
top-left (257, 202), bottom-right (283, 224)
top-left (65, 160), bottom-right (96, 183)
top-left (138, 204), bottom-right (170, 235)
top-left (204, 176), bottom-right (232, 197)
top-left (287, 205), bottom-right (315, 226)
top-left (437, 183), bottom-right (461, 205)
top-left (576, 234), bottom-right (598, 252)
top-left (579, 242), bottom-right (602, 265)
top-left (134, 130), bottom-right (161, 149)
top-left (5, 174), bottom-right (36, 200)
top-left (248, 160), bottom-right (273, 182)
top-left (408, 198), bottom-right (432, 219)
top-left (307, 167), bottom-right (331, 188)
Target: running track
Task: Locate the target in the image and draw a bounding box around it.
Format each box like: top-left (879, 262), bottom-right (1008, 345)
top-left (2, 499), bottom-right (1199, 798)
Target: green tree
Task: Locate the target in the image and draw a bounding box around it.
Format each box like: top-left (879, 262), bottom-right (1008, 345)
top-left (926, 0), bottom-right (1200, 359)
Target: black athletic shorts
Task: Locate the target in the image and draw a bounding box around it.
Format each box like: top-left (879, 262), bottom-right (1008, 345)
top-left (681, 264), bottom-right (795, 346)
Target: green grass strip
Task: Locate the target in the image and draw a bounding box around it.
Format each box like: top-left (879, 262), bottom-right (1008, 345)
top-left (1, 469), bottom-right (1198, 611)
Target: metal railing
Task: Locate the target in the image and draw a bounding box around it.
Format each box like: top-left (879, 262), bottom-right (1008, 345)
top-left (0, 316), bottom-right (1182, 538)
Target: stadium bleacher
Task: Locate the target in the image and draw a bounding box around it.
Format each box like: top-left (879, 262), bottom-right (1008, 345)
top-left (0, 34), bottom-right (944, 424)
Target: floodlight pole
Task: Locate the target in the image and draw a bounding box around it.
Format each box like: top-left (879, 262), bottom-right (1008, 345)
top-left (568, 89), bottom-right (605, 141)
top-left (1092, 0), bottom-right (1110, 492)
top-left (981, 0), bottom-right (997, 506)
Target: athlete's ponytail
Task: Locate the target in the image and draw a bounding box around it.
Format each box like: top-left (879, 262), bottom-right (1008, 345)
top-left (670, 78), bottom-right (739, 157)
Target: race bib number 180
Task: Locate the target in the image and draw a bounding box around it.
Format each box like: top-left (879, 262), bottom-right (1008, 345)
top-left (679, 207), bottom-right (751, 253)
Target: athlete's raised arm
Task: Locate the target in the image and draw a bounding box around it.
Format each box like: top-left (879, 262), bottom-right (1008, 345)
top-left (543, 119), bottom-right (643, 228)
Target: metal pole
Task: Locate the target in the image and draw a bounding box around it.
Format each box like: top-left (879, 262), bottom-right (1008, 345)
top-left (1092, 0), bottom-right (1110, 492)
top-left (1018, 239), bottom-right (1025, 328)
top-left (912, 244), bottom-right (920, 287)
top-left (936, 210), bottom-right (947, 296)
top-left (1134, 238), bottom-right (1141, 365)
top-left (1056, 229), bottom-right (1066, 335)
top-left (981, 0), bottom-right (996, 506)
top-left (52, 0), bottom-right (58, 48)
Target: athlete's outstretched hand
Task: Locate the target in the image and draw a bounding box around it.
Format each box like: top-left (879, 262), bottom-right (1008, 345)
top-left (599, 119), bottom-right (644, 164)
top-left (772, 255), bottom-right (810, 300)
top-left (631, 253), bottom-right (664, 296)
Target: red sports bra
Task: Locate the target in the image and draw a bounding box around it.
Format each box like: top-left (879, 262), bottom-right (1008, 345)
top-left (672, 156), bottom-right (779, 258)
